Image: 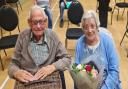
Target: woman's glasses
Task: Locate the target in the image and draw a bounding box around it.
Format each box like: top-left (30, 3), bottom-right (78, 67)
top-left (83, 24), bottom-right (97, 31)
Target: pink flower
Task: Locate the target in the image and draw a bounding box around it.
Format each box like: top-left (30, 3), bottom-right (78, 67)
top-left (91, 69), bottom-right (98, 78)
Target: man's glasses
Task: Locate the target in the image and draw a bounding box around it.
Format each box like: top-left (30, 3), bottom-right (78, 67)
top-left (31, 19), bottom-right (47, 25)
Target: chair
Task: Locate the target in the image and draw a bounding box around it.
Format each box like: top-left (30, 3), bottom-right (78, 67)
top-left (111, 0), bottom-right (128, 24)
top-left (0, 5), bottom-right (19, 70)
top-left (120, 11), bottom-right (128, 46)
top-left (6, 0), bottom-right (22, 14)
top-left (0, 0), bottom-right (6, 7)
top-left (65, 1), bottom-right (84, 49)
top-left (120, 11), bottom-right (128, 57)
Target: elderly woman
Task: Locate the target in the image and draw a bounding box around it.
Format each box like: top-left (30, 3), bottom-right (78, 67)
top-left (74, 10), bottom-right (121, 89)
top-left (8, 5), bottom-right (71, 89)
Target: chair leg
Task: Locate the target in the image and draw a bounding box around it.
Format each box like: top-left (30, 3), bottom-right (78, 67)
top-left (18, 24), bottom-right (20, 33)
top-left (0, 54), bottom-right (4, 70)
top-left (9, 31), bottom-right (11, 35)
top-left (96, 0), bottom-right (99, 12)
top-left (16, 3), bottom-right (19, 14)
top-left (67, 20), bottom-right (70, 29)
top-left (111, 7), bottom-right (115, 25)
top-left (111, 11), bottom-right (113, 25)
top-left (117, 9), bottom-right (119, 21)
top-left (18, 1), bottom-right (22, 10)
top-left (4, 49), bottom-right (7, 56)
top-left (0, 27), bottom-right (3, 37)
top-left (65, 38), bottom-right (67, 49)
top-left (121, 8), bottom-right (125, 17)
top-left (120, 29), bottom-right (127, 45)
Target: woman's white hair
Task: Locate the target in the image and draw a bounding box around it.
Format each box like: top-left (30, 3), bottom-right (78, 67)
top-left (28, 5), bottom-right (47, 20)
top-left (81, 10), bottom-right (100, 29)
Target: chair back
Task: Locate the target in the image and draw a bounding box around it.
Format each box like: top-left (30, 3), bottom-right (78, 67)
top-left (0, 5), bottom-right (18, 31)
top-left (6, 0), bottom-right (19, 3)
top-left (65, 1), bottom-right (84, 49)
top-left (0, 0), bottom-right (6, 7)
top-left (67, 1), bottom-right (84, 25)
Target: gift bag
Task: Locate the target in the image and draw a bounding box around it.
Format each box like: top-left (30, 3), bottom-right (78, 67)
top-left (70, 66), bottom-right (104, 89)
top-left (70, 54), bottom-right (105, 89)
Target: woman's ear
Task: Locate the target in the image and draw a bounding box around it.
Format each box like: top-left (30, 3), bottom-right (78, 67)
top-left (97, 26), bottom-right (99, 32)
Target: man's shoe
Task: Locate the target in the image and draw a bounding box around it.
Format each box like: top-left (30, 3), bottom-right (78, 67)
top-left (59, 20), bottom-right (64, 28)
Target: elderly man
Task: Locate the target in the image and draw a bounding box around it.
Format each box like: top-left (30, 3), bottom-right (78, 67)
top-left (8, 5), bottom-right (71, 89)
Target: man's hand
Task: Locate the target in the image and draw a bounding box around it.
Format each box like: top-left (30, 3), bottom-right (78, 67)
top-left (33, 64), bottom-right (56, 80)
top-left (13, 69), bottom-right (34, 83)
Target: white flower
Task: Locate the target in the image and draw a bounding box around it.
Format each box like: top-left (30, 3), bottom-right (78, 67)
top-left (76, 64), bottom-right (83, 70)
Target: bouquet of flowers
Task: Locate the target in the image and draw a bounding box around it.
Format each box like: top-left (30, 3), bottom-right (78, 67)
top-left (70, 54), bottom-right (105, 89)
top-left (72, 62), bottom-right (99, 78)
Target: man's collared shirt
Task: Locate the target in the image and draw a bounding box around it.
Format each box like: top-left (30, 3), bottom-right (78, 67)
top-left (30, 32), bottom-right (49, 66)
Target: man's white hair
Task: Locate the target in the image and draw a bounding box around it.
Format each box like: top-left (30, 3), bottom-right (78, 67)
top-left (28, 5), bottom-right (47, 20)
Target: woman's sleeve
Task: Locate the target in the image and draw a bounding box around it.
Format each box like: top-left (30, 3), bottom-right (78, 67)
top-left (101, 36), bottom-right (120, 89)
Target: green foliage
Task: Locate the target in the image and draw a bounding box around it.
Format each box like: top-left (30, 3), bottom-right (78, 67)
top-left (72, 63), bottom-right (79, 73)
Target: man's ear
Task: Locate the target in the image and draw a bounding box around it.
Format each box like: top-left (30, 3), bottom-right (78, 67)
top-left (28, 19), bottom-right (31, 26)
top-left (28, 19), bottom-right (31, 24)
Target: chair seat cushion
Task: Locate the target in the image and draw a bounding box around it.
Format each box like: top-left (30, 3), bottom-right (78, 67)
top-left (66, 28), bottom-right (83, 39)
top-left (116, 2), bottom-right (128, 8)
top-left (0, 34), bottom-right (18, 49)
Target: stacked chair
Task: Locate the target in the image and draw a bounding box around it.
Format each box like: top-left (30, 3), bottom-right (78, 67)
top-left (0, 5), bottom-right (19, 70)
top-left (120, 11), bottom-right (128, 46)
top-left (120, 11), bottom-right (128, 57)
top-left (65, 0), bottom-right (84, 49)
top-left (6, 0), bottom-right (22, 14)
top-left (111, 0), bottom-right (128, 24)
